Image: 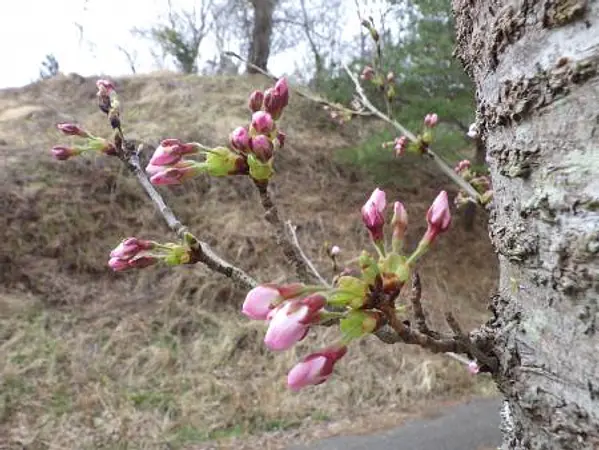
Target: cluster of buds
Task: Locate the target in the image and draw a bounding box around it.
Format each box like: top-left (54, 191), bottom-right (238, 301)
top-left (453, 159), bottom-right (493, 207)
top-left (241, 188), bottom-right (452, 390)
top-left (242, 284), bottom-right (348, 390)
top-left (359, 64), bottom-right (396, 102)
top-left (322, 104), bottom-right (353, 126)
top-left (146, 139), bottom-right (248, 185)
top-left (108, 237), bottom-right (194, 271)
top-left (146, 78), bottom-right (289, 185)
top-left (52, 122), bottom-right (116, 160)
top-left (96, 79), bottom-right (121, 129)
top-left (384, 113), bottom-right (441, 159)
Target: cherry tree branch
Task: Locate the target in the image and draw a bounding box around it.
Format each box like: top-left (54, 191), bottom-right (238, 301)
top-left (285, 220), bottom-right (331, 287)
top-left (120, 141), bottom-right (258, 290)
top-left (342, 64), bottom-right (483, 204)
top-left (223, 51), bottom-right (372, 118)
top-left (254, 182), bottom-right (320, 284)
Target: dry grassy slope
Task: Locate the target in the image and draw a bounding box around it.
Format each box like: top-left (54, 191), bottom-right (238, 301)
top-left (0, 73), bottom-right (498, 449)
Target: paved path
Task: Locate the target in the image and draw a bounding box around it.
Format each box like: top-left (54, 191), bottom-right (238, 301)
top-left (288, 398), bottom-right (502, 450)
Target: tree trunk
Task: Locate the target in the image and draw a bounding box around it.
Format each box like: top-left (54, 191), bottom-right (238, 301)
top-left (247, 0), bottom-right (276, 73)
top-left (453, 1), bottom-right (599, 449)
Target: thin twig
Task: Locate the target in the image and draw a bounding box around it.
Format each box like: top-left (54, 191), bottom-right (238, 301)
top-left (445, 311), bottom-right (498, 373)
top-left (376, 304), bottom-right (463, 354)
top-left (342, 64), bottom-right (482, 204)
top-left (286, 221), bottom-right (331, 287)
top-left (408, 272), bottom-right (437, 336)
top-left (254, 182), bottom-right (316, 284)
top-left (224, 51), bottom-right (371, 118)
top-left (122, 143), bottom-right (258, 290)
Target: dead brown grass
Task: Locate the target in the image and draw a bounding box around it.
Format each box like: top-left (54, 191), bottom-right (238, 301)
top-left (0, 72), bottom-right (498, 449)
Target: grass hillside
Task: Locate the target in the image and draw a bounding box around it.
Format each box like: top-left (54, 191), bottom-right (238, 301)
top-left (0, 72), bottom-right (498, 449)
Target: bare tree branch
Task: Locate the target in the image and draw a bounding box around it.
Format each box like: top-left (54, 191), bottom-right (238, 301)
top-left (286, 221), bottom-right (331, 287)
top-left (224, 51), bottom-right (371, 117)
top-left (116, 140), bottom-right (258, 290)
top-left (254, 182), bottom-right (317, 284)
top-left (342, 63), bottom-right (483, 204)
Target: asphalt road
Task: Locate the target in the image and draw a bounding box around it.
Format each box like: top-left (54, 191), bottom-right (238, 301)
top-left (288, 398), bottom-right (502, 450)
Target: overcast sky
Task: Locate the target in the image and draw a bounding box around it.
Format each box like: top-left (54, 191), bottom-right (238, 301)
top-left (0, 0), bottom-right (391, 89)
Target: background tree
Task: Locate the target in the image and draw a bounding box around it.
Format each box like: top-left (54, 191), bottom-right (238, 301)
top-left (246, 0), bottom-right (278, 73)
top-left (453, 1), bottom-right (599, 448)
top-left (135, 0), bottom-right (214, 74)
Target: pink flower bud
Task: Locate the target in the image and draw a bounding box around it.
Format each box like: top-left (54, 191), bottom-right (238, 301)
top-left (287, 346), bottom-right (347, 391)
top-left (424, 190), bottom-right (451, 244)
top-left (454, 159), bottom-right (471, 173)
top-left (110, 237), bottom-right (154, 260)
top-left (330, 245), bottom-right (341, 256)
top-left (248, 90), bottom-right (264, 112)
top-left (264, 299), bottom-right (322, 351)
top-left (108, 257), bottom-right (130, 271)
top-left (150, 164), bottom-right (196, 185)
top-left (148, 139), bottom-right (198, 167)
top-left (242, 285), bottom-right (281, 320)
top-left (424, 113), bottom-right (438, 128)
top-left (96, 79), bottom-right (116, 95)
top-left (392, 201), bottom-right (408, 244)
top-left (468, 360), bottom-right (480, 375)
top-left (51, 146), bottom-right (80, 160)
top-left (56, 123), bottom-right (90, 137)
top-left (229, 126), bottom-right (250, 152)
top-left (394, 136), bottom-right (408, 157)
top-left (361, 188), bottom-right (387, 242)
top-left (251, 111), bottom-right (274, 134)
top-left (263, 79), bottom-right (289, 120)
top-left (250, 135), bottom-right (274, 162)
top-left (274, 78), bottom-right (289, 108)
top-left (360, 65), bottom-right (375, 81)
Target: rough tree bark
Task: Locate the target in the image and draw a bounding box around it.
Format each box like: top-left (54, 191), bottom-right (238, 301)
top-left (453, 0), bottom-right (599, 448)
top-left (247, 0), bottom-right (277, 73)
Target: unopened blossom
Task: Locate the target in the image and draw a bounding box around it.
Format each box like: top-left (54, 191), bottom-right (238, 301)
top-left (109, 255), bottom-right (157, 272)
top-left (248, 90), bottom-right (264, 112)
top-left (424, 190), bottom-right (451, 244)
top-left (394, 136), bottom-right (408, 157)
top-left (242, 285), bottom-right (281, 320)
top-left (455, 159), bottom-right (471, 174)
top-left (264, 295), bottom-right (326, 351)
top-left (263, 78), bottom-right (289, 120)
top-left (330, 245), bottom-right (341, 256)
top-left (468, 360), bottom-right (480, 375)
top-left (148, 139), bottom-right (198, 167)
top-left (229, 126), bottom-right (250, 152)
top-left (51, 146), bottom-right (80, 160)
top-left (287, 346), bottom-right (347, 391)
top-left (56, 123), bottom-right (90, 138)
top-left (424, 113), bottom-right (438, 128)
top-left (110, 237), bottom-right (154, 260)
top-left (96, 79), bottom-right (115, 95)
top-left (250, 135), bottom-right (274, 162)
top-left (391, 201), bottom-right (408, 250)
top-left (242, 283), bottom-right (308, 321)
top-left (150, 164), bottom-right (197, 185)
top-left (251, 111), bottom-right (274, 134)
top-left (360, 65), bottom-right (375, 81)
top-left (361, 188), bottom-right (387, 242)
